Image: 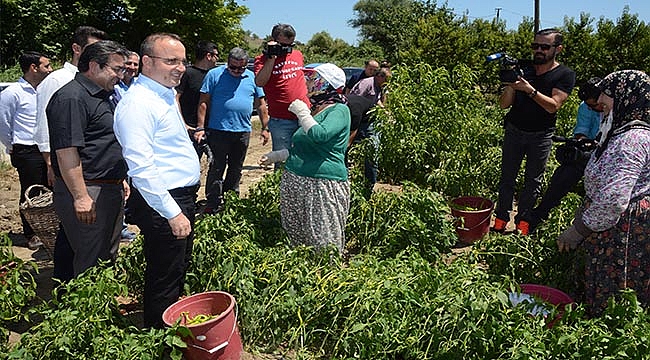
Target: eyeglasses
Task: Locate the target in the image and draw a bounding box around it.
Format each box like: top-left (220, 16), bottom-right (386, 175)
top-left (106, 65), bottom-right (127, 75)
top-left (228, 65), bottom-right (246, 72)
top-left (147, 55), bottom-right (188, 66)
top-left (530, 43), bottom-right (556, 51)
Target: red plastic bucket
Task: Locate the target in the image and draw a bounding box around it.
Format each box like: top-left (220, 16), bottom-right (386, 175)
top-left (450, 196), bottom-right (494, 244)
top-left (162, 291), bottom-right (243, 360)
top-left (520, 284), bottom-right (574, 328)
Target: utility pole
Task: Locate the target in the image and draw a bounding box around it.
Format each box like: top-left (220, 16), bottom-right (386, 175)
top-left (495, 7), bottom-right (502, 23)
top-left (534, 0), bottom-right (540, 32)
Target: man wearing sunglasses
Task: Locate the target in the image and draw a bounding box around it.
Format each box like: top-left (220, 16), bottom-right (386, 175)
top-left (46, 40), bottom-right (131, 278)
top-left (493, 28), bottom-right (576, 235)
top-left (197, 47), bottom-right (269, 214)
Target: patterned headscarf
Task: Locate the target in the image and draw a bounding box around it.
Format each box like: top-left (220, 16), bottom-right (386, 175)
top-left (595, 70), bottom-right (650, 158)
top-left (304, 68), bottom-right (346, 107)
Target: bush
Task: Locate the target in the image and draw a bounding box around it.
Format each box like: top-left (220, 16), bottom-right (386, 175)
top-left (375, 63), bottom-right (504, 198)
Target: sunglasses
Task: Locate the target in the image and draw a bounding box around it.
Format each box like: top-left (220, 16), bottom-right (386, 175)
top-left (228, 65), bottom-right (246, 72)
top-left (530, 43), bottom-right (556, 51)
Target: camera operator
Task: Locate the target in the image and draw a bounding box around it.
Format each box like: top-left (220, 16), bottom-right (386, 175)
top-left (522, 77), bottom-right (603, 233)
top-left (254, 24), bottom-right (310, 168)
top-left (492, 28), bottom-right (576, 235)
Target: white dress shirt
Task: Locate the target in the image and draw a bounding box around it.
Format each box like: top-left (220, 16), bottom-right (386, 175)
top-left (114, 75), bottom-right (200, 219)
top-left (0, 78), bottom-right (38, 153)
top-left (34, 62), bottom-right (78, 152)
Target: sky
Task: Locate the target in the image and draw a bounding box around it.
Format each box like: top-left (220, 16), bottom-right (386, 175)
top-left (238, 0), bottom-right (649, 45)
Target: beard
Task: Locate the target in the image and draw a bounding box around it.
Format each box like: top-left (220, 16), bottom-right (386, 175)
top-left (532, 50), bottom-right (555, 65)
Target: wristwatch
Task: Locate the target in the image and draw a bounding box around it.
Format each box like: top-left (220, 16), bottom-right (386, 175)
top-left (262, 127), bottom-right (270, 132)
top-left (528, 89), bottom-right (538, 98)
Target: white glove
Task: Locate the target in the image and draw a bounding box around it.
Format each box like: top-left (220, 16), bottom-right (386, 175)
top-left (288, 99), bottom-right (318, 133)
top-left (557, 225), bottom-right (584, 252)
top-left (259, 149), bottom-right (289, 166)
top-left (557, 210), bottom-right (592, 252)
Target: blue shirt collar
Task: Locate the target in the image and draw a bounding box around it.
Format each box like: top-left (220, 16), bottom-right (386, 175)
top-left (135, 74), bottom-right (176, 104)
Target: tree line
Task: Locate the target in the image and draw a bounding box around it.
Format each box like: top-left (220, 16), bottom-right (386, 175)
top-left (2, 0), bottom-right (650, 87)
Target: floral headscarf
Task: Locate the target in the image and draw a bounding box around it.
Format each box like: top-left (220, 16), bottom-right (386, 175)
top-left (303, 68), bottom-right (346, 107)
top-left (595, 70), bottom-right (650, 158)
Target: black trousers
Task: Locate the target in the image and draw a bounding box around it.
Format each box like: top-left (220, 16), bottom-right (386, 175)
top-left (495, 123), bottom-right (553, 224)
top-left (127, 184), bottom-right (198, 328)
top-left (10, 144), bottom-right (47, 238)
top-left (205, 130), bottom-right (250, 207)
top-left (527, 158), bottom-right (588, 229)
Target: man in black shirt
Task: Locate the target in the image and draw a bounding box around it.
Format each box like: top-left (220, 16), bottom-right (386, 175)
top-left (176, 41), bottom-right (219, 143)
top-left (493, 28), bottom-right (576, 235)
top-left (46, 40), bottom-right (131, 276)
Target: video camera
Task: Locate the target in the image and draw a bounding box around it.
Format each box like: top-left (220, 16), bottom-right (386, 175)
top-left (552, 135), bottom-right (597, 165)
top-left (263, 43), bottom-right (294, 57)
top-left (486, 52), bottom-right (533, 83)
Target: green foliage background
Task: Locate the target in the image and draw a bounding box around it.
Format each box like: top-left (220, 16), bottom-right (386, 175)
top-left (3, 1), bottom-right (650, 359)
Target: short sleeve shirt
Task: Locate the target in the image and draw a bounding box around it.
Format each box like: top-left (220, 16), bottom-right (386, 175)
top-left (254, 50), bottom-right (309, 120)
top-left (200, 65), bottom-right (264, 132)
top-left (505, 64), bottom-right (576, 132)
top-left (177, 65), bottom-right (209, 127)
top-left (47, 73), bottom-right (127, 180)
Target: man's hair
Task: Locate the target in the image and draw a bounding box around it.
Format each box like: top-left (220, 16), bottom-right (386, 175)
top-left (380, 60), bottom-right (391, 69)
top-left (18, 51), bottom-right (45, 73)
top-left (195, 40), bottom-right (218, 60)
top-left (128, 51), bottom-right (140, 59)
top-left (578, 77), bottom-right (603, 101)
top-left (536, 28), bottom-right (563, 45)
top-left (78, 40), bottom-right (130, 73)
top-left (271, 24), bottom-right (296, 41)
top-left (141, 33), bottom-right (183, 56)
top-left (228, 47), bottom-right (248, 62)
top-left (376, 67), bottom-right (391, 77)
top-left (364, 59), bottom-right (378, 67)
top-left (73, 26), bottom-right (108, 48)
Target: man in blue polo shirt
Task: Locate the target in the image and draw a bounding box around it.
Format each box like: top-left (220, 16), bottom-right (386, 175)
top-left (195, 47), bottom-right (269, 213)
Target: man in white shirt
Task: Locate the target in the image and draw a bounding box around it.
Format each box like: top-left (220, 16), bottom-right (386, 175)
top-left (34, 26), bottom-right (108, 185)
top-left (33, 25), bottom-right (107, 281)
top-left (0, 51), bottom-right (52, 249)
top-left (114, 33), bottom-right (200, 328)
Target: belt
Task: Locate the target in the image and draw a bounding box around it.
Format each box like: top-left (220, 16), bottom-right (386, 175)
top-left (168, 183), bottom-right (200, 196)
top-left (85, 178), bottom-right (124, 185)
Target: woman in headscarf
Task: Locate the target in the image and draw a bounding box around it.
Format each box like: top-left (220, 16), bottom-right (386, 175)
top-left (557, 70), bottom-right (650, 316)
top-left (259, 63), bottom-right (351, 253)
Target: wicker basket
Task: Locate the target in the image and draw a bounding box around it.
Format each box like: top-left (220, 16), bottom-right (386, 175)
top-left (19, 184), bottom-right (59, 257)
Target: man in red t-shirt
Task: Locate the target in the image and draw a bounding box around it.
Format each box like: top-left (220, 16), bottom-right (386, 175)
top-left (254, 24), bottom-right (310, 160)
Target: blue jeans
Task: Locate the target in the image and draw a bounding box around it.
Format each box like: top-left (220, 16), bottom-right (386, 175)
top-left (495, 123), bottom-right (553, 224)
top-left (269, 117), bottom-right (299, 169)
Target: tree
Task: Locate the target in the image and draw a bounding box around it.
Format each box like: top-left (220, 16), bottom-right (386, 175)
top-left (1, 0), bottom-right (249, 66)
top-left (350, 0), bottom-right (437, 64)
